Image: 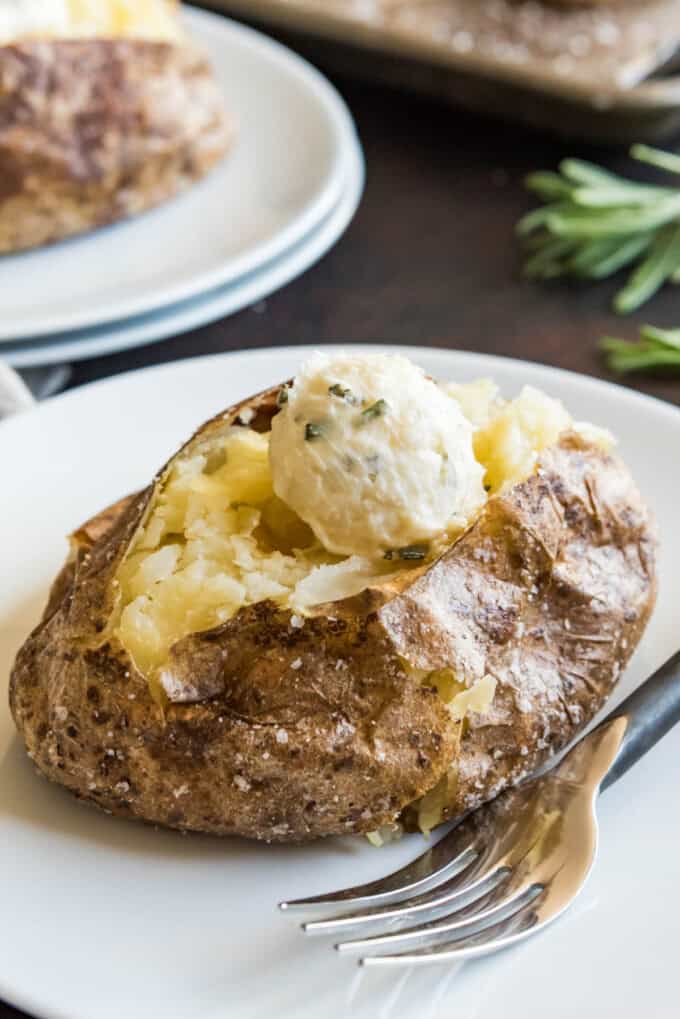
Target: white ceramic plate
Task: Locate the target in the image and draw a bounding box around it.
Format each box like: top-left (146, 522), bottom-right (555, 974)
top-left (0, 6), bottom-right (356, 342)
top-left (1, 347), bottom-right (678, 1019)
top-left (1, 142), bottom-right (364, 368)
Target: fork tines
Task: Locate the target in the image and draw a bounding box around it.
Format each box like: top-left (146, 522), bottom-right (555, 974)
top-left (279, 799), bottom-right (544, 965)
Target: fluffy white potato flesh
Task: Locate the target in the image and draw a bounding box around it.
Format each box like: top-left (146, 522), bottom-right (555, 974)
top-left (269, 353), bottom-right (486, 557)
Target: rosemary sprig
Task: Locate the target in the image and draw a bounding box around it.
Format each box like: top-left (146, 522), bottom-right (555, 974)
top-left (601, 324), bottom-right (680, 374)
top-left (519, 145), bottom-right (680, 314)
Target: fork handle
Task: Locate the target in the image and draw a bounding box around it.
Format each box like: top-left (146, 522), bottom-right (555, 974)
top-left (600, 650), bottom-right (680, 792)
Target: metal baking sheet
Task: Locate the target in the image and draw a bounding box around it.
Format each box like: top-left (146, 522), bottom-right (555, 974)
top-left (202, 0), bottom-right (680, 142)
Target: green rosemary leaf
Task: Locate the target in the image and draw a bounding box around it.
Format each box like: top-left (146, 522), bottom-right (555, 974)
top-left (523, 237), bottom-right (575, 278)
top-left (614, 222), bottom-right (680, 314)
top-left (640, 324), bottom-right (680, 350)
top-left (398, 544), bottom-right (430, 561)
top-left (328, 383), bottom-right (355, 401)
top-left (559, 158), bottom-right (629, 188)
top-left (516, 203), bottom-right (566, 237)
top-left (601, 326), bottom-right (680, 373)
top-left (547, 198), bottom-right (680, 239)
top-left (585, 233), bottom-right (655, 279)
top-left (571, 183), bottom-right (675, 208)
top-left (567, 233), bottom-right (653, 280)
top-left (385, 544), bottom-right (430, 562)
top-left (631, 144), bottom-right (680, 176)
top-left (602, 343), bottom-right (680, 373)
top-left (304, 422), bottom-right (324, 441)
top-left (567, 237), bottom-right (625, 276)
top-left (525, 171), bottom-right (574, 200)
top-left (361, 399), bottom-right (388, 421)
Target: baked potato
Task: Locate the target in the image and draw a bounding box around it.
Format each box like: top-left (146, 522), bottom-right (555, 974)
top-left (0, 1), bottom-right (232, 254)
top-left (9, 354), bottom-right (657, 842)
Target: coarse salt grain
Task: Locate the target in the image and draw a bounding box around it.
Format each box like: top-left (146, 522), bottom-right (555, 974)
top-left (452, 30), bottom-right (473, 53)
top-left (276, 729), bottom-right (289, 744)
top-left (594, 20), bottom-right (620, 46)
top-left (553, 54), bottom-right (574, 75)
top-left (291, 658), bottom-right (303, 671)
top-left (568, 33), bottom-right (590, 57)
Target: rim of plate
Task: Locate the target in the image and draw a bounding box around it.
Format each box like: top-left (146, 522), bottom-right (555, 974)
top-left (0, 5), bottom-right (358, 342)
top-left (1, 140), bottom-right (365, 368)
top-left (1, 345), bottom-right (679, 439)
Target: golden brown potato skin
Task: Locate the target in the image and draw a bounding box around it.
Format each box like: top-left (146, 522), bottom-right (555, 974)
top-left (0, 39), bottom-right (231, 254)
top-left (9, 388), bottom-right (657, 842)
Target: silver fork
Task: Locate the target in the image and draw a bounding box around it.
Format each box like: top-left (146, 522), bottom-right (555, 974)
top-left (280, 650), bottom-right (680, 966)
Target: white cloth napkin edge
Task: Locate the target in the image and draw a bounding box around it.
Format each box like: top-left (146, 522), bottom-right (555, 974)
top-left (0, 360), bottom-right (37, 420)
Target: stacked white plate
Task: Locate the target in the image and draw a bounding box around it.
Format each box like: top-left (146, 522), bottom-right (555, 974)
top-left (0, 6), bottom-right (364, 368)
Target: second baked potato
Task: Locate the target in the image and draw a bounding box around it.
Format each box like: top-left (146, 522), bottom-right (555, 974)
top-left (0, 1), bottom-right (232, 253)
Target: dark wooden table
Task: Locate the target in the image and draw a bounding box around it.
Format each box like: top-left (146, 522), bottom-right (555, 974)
top-left (62, 77), bottom-right (680, 406)
top-left (3, 35), bottom-right (680, 1019)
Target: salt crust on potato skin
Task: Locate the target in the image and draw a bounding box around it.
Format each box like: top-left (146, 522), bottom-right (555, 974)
top-left (9, 386), bottom-right (657, 841)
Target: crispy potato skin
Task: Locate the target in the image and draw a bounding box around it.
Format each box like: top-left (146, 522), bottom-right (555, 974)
top-left (382, 434), bottom-right (657, 823)
top-left (0, 39), bottom-right (231, 254)
top-left (9, 388), bottom-right (657, 842)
